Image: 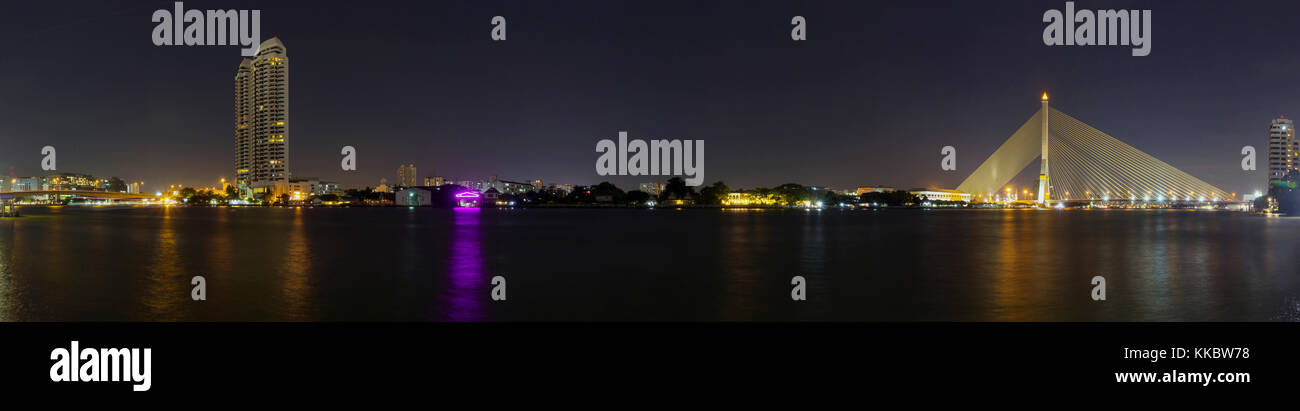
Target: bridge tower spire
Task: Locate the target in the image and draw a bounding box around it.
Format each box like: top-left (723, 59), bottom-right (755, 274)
top-left (1038, 92), bottom-right (1050, 204)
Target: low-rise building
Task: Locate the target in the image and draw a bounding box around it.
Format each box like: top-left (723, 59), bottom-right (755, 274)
top-left (909, 188), bottom-right (971, 202)
top-left (723, 191), bottom-right (778, 206)
top-left (396, 187), bottom-right (435, 206)
top-left (856, 186), bottom-right (896, 195)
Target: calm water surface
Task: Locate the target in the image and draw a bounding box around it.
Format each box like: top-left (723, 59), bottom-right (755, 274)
top-left (0, 206), bottom-right (1297, 321)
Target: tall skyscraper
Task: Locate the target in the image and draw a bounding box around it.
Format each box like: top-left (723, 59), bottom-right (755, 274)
top-left (397, 164), bottom-right (417, 187)
top-left (234, 59), bottom-right (253, 188)
top-left (235, 37), bottom-right (290, 196)
top-left (1268, 116), bottom-right (1296, 186)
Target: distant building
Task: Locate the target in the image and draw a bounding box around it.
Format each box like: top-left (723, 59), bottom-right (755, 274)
top-left (396, 187), bottom-right (435, 206)
top-left (45, 173), bottom-right (97, 191)
top-left (531, 179), bottom-right (544, 191)
top-left (286, 176), bottom-right (340, 195)
top-left (664, 191), bottom-right (694, 205)
top-left (1269, 117), bottom-right (1297, 186)
top-left (551, 184), bottom-right (573, 195)
top-left (375, 178), bottom-right (391, 193)
top-left (483, 177), bottom-right (532, 195)
top-left (397, 164), bottom-right (417, 187)
top-left (424, 176), bottom-right (446, 187)
top-left (12, 177), bottom-right (40, 191)
top-left (288, 178), bottom-right (338, 196)
top-left (723, 191), bottom-right (777, 206)
top-left (640, 182), bottom-right (664, 196)
top-left (909, 188), bottom-right (971, 202)
top-left (856, 186), bottom-right (896, 195)
top-left (317, 181), bottom-right (340, 195)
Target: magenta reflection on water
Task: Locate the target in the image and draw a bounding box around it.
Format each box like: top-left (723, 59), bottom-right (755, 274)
top-left (441, 207), bottom-right (487, 321)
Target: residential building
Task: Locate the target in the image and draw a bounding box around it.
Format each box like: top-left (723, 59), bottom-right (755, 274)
top-left (1269, 116), bottom-right (1297, 186)
top-left (235, 37), bottom-right (290, 196)
top-left (397, 164), bottom-right (417, 187)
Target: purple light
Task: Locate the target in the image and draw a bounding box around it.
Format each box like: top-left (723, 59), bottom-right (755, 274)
top-left (455, 191), bottom-right (481, 199)
top-left (443, 204), bottom-right (485, 321)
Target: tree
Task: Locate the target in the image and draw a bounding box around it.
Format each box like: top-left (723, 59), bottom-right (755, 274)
top-left (225, 185), bottom-right (238, 199)
top-left (626, 190), bottom-right (650, 205)
top-left (592, 181), bottom-right (625, 202)
top-left (254, 191), bottom-right (274, 206)
top-left (659, 177), bottom-right (697, 202)
top-left (697, 181), bottom-right (731, 205)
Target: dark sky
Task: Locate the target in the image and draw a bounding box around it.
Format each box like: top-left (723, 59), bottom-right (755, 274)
top-left (0, 0), bottom-right (1292, 195)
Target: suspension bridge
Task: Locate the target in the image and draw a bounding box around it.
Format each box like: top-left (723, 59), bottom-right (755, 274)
top-left (957, 94), bottom-right (1233, 204)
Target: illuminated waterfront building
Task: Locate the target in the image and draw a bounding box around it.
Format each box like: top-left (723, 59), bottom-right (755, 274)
top-left (723, 191), bottom-right (779, 206)
top-left (44, 173), bottom-right (97, 191)
top-left (1268, 116), bottom-right (1297, 187)
top-left (235, 37), bottom-right (290, 196)
top-left (909, 188), bottom-right (972, 203)
top-left (284, 178), bottom-right (337, 196)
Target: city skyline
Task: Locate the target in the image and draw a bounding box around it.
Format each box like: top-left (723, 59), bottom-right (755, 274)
top-left (0, 1), bottom-right (1295, 195)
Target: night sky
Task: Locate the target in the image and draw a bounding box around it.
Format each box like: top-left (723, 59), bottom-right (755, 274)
top-left (0, 0), bottom-right (1293, 195)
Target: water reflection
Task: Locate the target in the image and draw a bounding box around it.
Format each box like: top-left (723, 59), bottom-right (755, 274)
top-left (279, 207), bottom-right (314, 320)
top-left (144, 206), bottom-right (184, 321)
top-left (992, 210), bottom-right (1030, 321)
top-left (798, 210), bottom-right (830, 318)
top-left (441, 208), bottom-right (486, 321)
top-left (4, 206), bottom-right (1299, 321)
top-left (0, 219), bottom-right (13, 321)
top-left (720, 211), bottom-right (757, 320)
